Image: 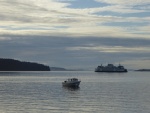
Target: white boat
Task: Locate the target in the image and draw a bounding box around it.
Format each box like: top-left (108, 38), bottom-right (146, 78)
top-left (95, 64), bottom-right (127, 72)
top-left (62, 78), bottom-right (81, 87)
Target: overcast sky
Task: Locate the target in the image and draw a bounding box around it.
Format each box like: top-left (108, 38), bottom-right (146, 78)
top-left (0, 0), bottom-right (150, 70)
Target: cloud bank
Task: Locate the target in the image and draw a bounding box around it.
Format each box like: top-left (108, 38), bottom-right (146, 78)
top-left (0, 0), bottom-right (150, 69)
top-left (0, 0), bottom-right (149, 38)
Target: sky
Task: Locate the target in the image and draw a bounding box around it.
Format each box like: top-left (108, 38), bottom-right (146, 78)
top-left (0, 0), bottom-right (150, 70)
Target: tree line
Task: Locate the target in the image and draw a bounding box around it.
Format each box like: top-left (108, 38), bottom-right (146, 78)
top-left (0, 58), bottom-right (50, 71)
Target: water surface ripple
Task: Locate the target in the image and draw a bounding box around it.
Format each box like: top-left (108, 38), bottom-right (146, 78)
top-left (0, 71), bottom-right (150, 113)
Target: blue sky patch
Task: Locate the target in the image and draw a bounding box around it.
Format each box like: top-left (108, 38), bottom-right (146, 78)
top-left (66, 0), bottom-right (108, 8)
top-left (95, 11), bottom-right (150, 17)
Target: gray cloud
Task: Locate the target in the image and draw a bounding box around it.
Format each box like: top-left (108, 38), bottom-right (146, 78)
top-left (0, 35), bottom-right (150, 69)
top-left (0, 0), bottom-right (149, 39)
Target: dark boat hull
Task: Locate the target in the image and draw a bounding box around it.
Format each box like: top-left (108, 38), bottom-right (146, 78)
top-left (62, 81), bottom-right (81, 87)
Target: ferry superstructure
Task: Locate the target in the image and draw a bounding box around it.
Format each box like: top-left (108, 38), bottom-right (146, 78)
top-left (95, 64), bottom-right (127, 72)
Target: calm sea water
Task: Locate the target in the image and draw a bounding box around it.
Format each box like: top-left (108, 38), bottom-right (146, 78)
top-left (0, 71), bottom-right (150, 113)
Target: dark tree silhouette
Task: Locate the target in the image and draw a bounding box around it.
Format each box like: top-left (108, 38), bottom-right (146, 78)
top-left (0, 58), bottom-right (50, 71)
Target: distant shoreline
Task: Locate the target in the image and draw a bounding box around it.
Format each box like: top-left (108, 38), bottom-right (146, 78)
top-left (135, 69), bottom-right (150, 71)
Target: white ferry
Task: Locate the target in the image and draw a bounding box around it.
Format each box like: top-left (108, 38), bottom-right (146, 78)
top-left (95, 64), bottom-right (127, 72)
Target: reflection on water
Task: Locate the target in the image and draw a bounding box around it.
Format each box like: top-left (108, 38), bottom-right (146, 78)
top-left (0, 71), bottom-right (22, 76)
top-left (62, 86), bottom-right (80, 91)
top-left (0, 71), bottom-right (150, 113)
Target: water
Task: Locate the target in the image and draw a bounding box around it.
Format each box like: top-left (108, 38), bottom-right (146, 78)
top-left (0, 71), bottom-right (150, 113)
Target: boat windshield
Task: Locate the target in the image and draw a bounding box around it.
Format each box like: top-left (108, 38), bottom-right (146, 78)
top-left (68, 78), bottom-right (78, 81)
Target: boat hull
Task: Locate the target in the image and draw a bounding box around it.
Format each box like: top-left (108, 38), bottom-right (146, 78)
top-left (62, 81), bottom-right (81, 87)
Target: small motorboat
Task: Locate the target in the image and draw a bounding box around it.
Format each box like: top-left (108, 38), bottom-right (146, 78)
top-left (62, 78), bottom-right (81, 87)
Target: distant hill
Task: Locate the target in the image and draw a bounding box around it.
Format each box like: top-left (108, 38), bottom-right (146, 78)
top-left (50, 67), bottom-right (87, 71)
top-left (50, 67), bottom-right (66, 71)
top-left (0, 58), bottom-right (50, 71)
top-left (135, 69), bottom-right (150, 71)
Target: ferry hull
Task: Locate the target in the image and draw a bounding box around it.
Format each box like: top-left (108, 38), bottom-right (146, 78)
top-left (95, 70), bottom-right (128, 72)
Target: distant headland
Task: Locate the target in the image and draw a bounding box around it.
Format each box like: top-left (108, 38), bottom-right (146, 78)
top-left (135, 69), bottom-right (150, 72)
top-left (0, 58), bottom-right (50, 71)
top-left (50, 67), bottom-right (66, 71)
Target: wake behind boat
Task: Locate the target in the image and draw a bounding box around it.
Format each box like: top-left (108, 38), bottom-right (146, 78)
top-left (62, 78), bottom-right (81, 87)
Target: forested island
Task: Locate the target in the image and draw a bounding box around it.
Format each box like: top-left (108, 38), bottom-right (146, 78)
top-left (0, 58), bottom-right (50, 71)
